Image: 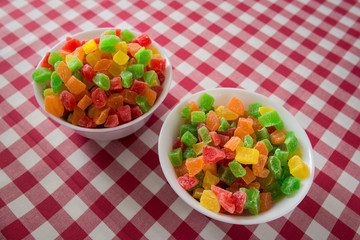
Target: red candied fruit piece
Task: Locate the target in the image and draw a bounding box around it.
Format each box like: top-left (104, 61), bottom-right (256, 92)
top-left (104, 114), bottom-right (119, 128)
top-left (78, 116), bottom-right (97, 128)
top-left (40, 52), bottom-right (54, 69)
top-left (172, 136), bottom-right (187, 152)
top-left (150, 86), bottom-right (163, 97)
top-left (79, 64), bottom-right (96, 82)
top-left (217, 192), bottom-right (236, 214)
top-left (233, 191), bottom-right (247, 214)
top-left (211, 185), bottom-right (232, 198)
top-left (266, 126), bottom-right (277, 134)
top-left (150, 58), bottom-right (166, 72)
top-left (59, 90), bottom-right (77, 111)
top-left (110, 76), bottom-right (122, 90)
top-left (131, 105), bottom-right (143, 119)
top-left (218, 159), bottom-right (232, 168)
top-left (62, 37), bottom-right (82, 52)
top-left (156, 71), bottom-right (165, 84)
top-left (218, 134), bottom-right (230, 147)
top-left (202, 145), bottom-right (226, 164)
top-left (177, 173), bottom-right (199, 190)
top-left (230, 177), bottom-right (248, 190)
top-left (209, 131), bottom-right (221, 146)
top-left (223, 127), bottom-right (236, 137)
top-left (94, 37), bottom-right (100, 44)
top-left (132, 33), bottom-right (152, 47)
top-left (91, 88), bottom-right (107, 108)
top-left (115, 29), bottom-right (121, 38)
top-left (117, 105), bottom-right (132, 123)
top-left (130, 79), bottom-right (148, 94)
top-left (221, 148), bottom-right (235, 160)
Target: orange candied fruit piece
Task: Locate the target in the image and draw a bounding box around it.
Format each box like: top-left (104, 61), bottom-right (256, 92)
top-left (270, 129), bottom-right (286, 145)
top-left (202, 163), bottom-right (217, 176)
top-left (93, 107), bottom-right (111, 125)
top-left (56, 61), bottom-right (72, 83)
top-left (248, 181), bottom-right (260, 190)
top-left (185, 156), bottom-right (204, 177)
top-left (252, 154), bottom-right (268, 177)
top-left (175, 161), bottom-right (188, 177)
top-left (65, 76), bottom-right (86, 95)
top-left (77, 94), bottom-right (92, 111)
top-left (241, 166), bottom-right (256, 185)
top-left (257, 168), bottom-right (270, 178)
top-left (58, 50), bottom-right (71, 58)
top-left (259, 192), bottom-right (272, 212)
top-left (45, 95), bottom-right (64, 118)
top-left (237, 117), bottom-right (254, 133)
top-left (120, 89), bottom-right (138, 105)
top-left (141, 87), bottom-right (157, 106)
top-left (127, 43), bottom-right (142, 57)
top-left (73, 46), bottom-right (85, 63)
top-left (224, 136), bottom-right (241, 151)
top-left (187, 101), bottom-right (200, 112)
top-left (107, 93), bottom-right (124, 110)
top-left (227, 96), bottom-right (244, 116)
top-left (94, 59), bottom-right (113, 72)
top-left (254, 141), bottom-right (268, 156)
top-left (206, 110), bottom-right (220, 131)
top-left (72, 106), bottom-right (85, 125)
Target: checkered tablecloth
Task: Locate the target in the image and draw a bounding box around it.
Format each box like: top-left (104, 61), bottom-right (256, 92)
top-left (0, 0), bottom-right (359, 239)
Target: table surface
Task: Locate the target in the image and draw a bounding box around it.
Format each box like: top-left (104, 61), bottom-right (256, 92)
top-left (1, 0), bottom-right (359, 239)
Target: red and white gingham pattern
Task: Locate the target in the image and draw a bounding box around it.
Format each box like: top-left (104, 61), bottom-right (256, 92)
top-left (1, 0), bottom-right (359, 239)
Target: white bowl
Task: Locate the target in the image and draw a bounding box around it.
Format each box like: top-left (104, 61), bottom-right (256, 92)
top-left (33, 28), bottom-right (172, 141)
top-left (158, 88), bottom-right (314, 225)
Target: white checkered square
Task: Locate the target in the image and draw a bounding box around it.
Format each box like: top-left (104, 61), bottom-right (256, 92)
top-left (273, 14), bottom-right (288, 25)
top-left (169, 198), bottom-right (192, 220)
top-left (0, 128), bottom-right (20, 147)
top-left (329, 27), bottom-right (346, 39)
top-left (26, 9), bottom-right (43, 20)
top-left (116, 195), bottom-right (141, 220)
top-left (184, 1), bottom-right (200, 10)
top-left (145, 222), bottom-right (171, 240)
top-left (63, 9), bottom-right (79, 21)
top-left (11, 0), bottom-right (27, 8)
top-left (89, 222), bottom-right (115, 240)
top-left (8, 195), bottom-right (34, 218)
top-left (5, 20), bottom-right (22, 31)
top-left (133, 10), bottom-right (149, 22)
top-left (239, 13), bottom-right (255, 23)
top-left (240, 78), bottom-right (258, 91)
top-left (90, 172), bottom-right (115, 194)
top-left (117, 149), bottom-right (139, 170)
top-left (67, 149), bottom-right (90, 170)
top-left (283, 37), bottom-right (300, 50)
top-left (261, 25), bottom-right (277, 36)
top-left (169, 11), bottom-right (186, 22)
top-left (293, 64), bottom-right (312, 78)
top-left (323, 194), bottom-right (345, 218)
top-left (189, 22), bottom-right (206, 34)
top-left (321, 130), bottom-right (341, 149)
top-left (295, 26), bottom-right (312, 38)
top-left (318, 38), bottom-right (335, 51)
top-left (22, 32), bottom-right (39, 45)
top-left (295, 111), bottom-right (312, 129)
top-left (305, 220), bottom-right (330, 240)
top-left (198, 77), bottom-right (218, 89)
top-left (40, 172), bottom-right (64, 194)
top-left (150, 0), bottom-right (166, 10)
top-left (177, 61), bottom-right (195, 76)
top-left (252, 2), bottom-right (267, 13)
top-left (307, 95), bottom-right (326, 111)
top-left (339, 16), bottom-right (356, 27)
top-left (232, 48), bottom-right (250, 62)
top-left (319, 79), bottom-right (337, 95)
top-left (224, 23), bottom-right (241, 35)
top-left (307, 15), bottom-right (322, 26)
top-left (269, 50), bottom-right (287, 64)
top-left (115, 0), bottom-right (131, 9)
top-left (18, 149), bottom-right (42, 170)
top-left (200, 221), bottom-right (226, 239)
top-left (45, 129), bottom-right (68, 148)
top-left (31, 221), bottom-right (59, 240)
top-left (139, 129), bottom-right (159, 149)
top-left (343, 51), bottom-right (358, 63)
top-left (25, 109), bottom-right (47, 128)
top-left (81, 0), bottom-right (97, 8)
top-left (337, 171), bottom-right (358, 193)
top-left (307, 51), bottom-right (324, 64)
top-left (47, 0), bottom-right (63, 8)
top-left (247, 36), bottom-right (263, 49)
top-left (13, 60), bottom-right (33, 74)
top-left (193, 48), bottom-right (211, 62)
top-left (317, 5), bottom-right (332, 15)
top-left (333, 65), bottom-right (350, 78)
top-left (152, 22), bottom-right (170, 34)
top-left (334, 112), bottom-right (354, 127)
top-left (352, 151), bottom-right (360, 167)
top-left (0, 170), bottom-right (12, 189)
top-left (284, 3), bottom-right (300, 14)
top-left (0, 8), bottom-right (6, 18)
top-left (347, 95), bottom-right (360, 110)
top-left (204, 12), bottom-right (220, 22)
top-left (79, 21), bottom-right (97, 31)
top-left (6, 91), bottom-right (27, 108)
top-left (219, 2), bottom-right (234, 12)
top-left (142, 172), bottom-right (165, 194)
top-left (281, 78), bottom-right (299, 94)
top-left (313, 151), bottom-right (327, 170)
top-left (256, 63), bottom-right (273, 78)
top-left (0, 76), bottom-right (8, 89)
top-left (254, 223), bottom-right (278, 240)
top-left (63, 196), bottom-right (88, 220)
top-left (216, 62), bottom-right (234, 77)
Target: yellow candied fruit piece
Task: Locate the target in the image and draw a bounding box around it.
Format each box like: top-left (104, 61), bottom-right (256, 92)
top-left (200, 190), bottom-right (221, 213)
top-left (152, 53), bottom-right (162, 59)
top-left (148, 47), bottom-right (158, 54)
top-left (202, 171), bottom-right (220, 190)
top-left (192, 142), bottom-right (205, 156)
top-left (214, 105), bottom-right (239, 121)
top-left (86, 51), bottom-right (101, 67)
top-left (108, 61), bottom-right (127, 77)
top-left (192, 188), bottom-right (204, 200)
top-left (114, 41), bottom-right (127, 54)
top-left (288, 155), bottom-right (309, 180)
top-left (66, 53), bottom-right (73, 63)
top-left (291, 148), bottom-right (302, 158)
top-left (235, 146), bottom-right (259, 164)
top-left (82, 39), bottom-right (98, 54)
top-left (259, 107), bottom-right (274, 115)
top-left (113, 49), bottom-right (129, 65)
top-left (44, 88), bottom-right (56, 97)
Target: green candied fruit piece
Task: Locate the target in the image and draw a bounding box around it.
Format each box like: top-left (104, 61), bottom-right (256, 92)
top-left (135, 95), bottom-right (151, 113)
top-left (120, 70), bottom-right (133, 88)
top-left (281, 176), bottom-right (300, 195)
top-left (228, 160), bottom-right (246, 177)
top-left (54, 61), bottom-right (62, 71)
top-left (274, 148), bottom-right (289, 166)
top-left (229, 120), bottom-right (237, 128)
top-left (257, 172), bottom-right (276, 190)
top-left (278, 165), bottom-right (291, 184)
top-left (32, 67), bottom-right (52, 83)
top-left (100, 46), bottom-right (116, 53)
top-left (255, 127), bottom-right (270, 141)
top-left (265, 181), bottom-right (285, 202)
top-left (48, 52), bottom-right (65, 66)
top-left (190, 111), bottom-right (206, 126)
top-left (72, 69), bottom-right (84, 81)
top-left (284, 131), bottom-right (298, 156)
top-left (199, 93), bottom-right (214, 111)
top-left (198, 126), bottom-right (212, 145)
top-left (181, 131), bottom-right (198, 147)
top-left (183, 147), bottom-right (197, 160)
top-left (51, 72), bottom-right (63, 93)
top-left (261, 139), bottom-right (273, 152)
top-left (180, 124), bottom-right (198, 138)
top-left (218, 117), bottom-right (230, 132)
top-left (100, 34), bottom-right (120, 48)
top-left (67, 56), bottom-right (83, 72)
top-left (258, 110), bottom-right (281, 127)
top-left (189, 171), bottom-right (205, 191)
top-left (247, 102), bottom-right (262, 118)
top-left (121, 29), bottom-right (135, 43)
top-left (240, 187), bottom-right (260, 215)
top-left (134, 47), bottom-right (152, 66)
top-left (143, 70), bottom-right (157, 87)
top-left (268, 156), bottom-right (282, 179)
top-left (93, 73), bottom-right (110, 91)
top-left (168, 148), bottom-right (183, 167)
top-left (101, 29), bottom-right (116, 37)
top-left (181, 105), bottom-right (191, 119)
top-left (244, 135), bottom-right (253, 148)
top-left (218, 166), bottom-right (236, 186)
top-left (127, 64), bottom-right (144, 79)
top-left (275, 120), bottom-right (284, 130)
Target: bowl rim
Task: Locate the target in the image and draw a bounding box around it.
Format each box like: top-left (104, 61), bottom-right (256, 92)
top-left (33, 28), bottom-right (172, 133)
top-left (158, 88), bottom-right (315, 225)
